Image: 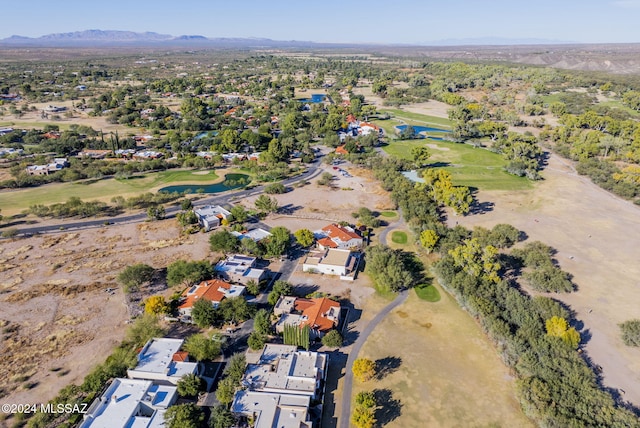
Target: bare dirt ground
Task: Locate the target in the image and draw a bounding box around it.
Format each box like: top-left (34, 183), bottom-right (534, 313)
top-left (450, 153), bottom-right (640, 406)
top-left (0, 219), bottom-right (213, 406)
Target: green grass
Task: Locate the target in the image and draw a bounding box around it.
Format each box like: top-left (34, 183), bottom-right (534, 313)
top-left (382, 138), bottom-right (532, 191)
top-left (0, 169), bottom-right (221, 215)
top-left (381, 108), bottom-right (453, 128)
top-left (391, 231), bottom-right (408, 244)
top-left (380, 211), bottom-right (397, 218)
top-left (414, 283), bottom-right (441, 302)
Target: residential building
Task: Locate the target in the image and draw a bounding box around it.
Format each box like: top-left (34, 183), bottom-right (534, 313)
top-left (194, 205), bottom-right (231, 231)
top-left (232, 391), bottom-right (312, 428)
top-left (214, 254), bottom-right (267, 285)
top-left (241, 344), bottom-right (327, 399)
top-left (127, 338), bottom-right (199, 385)
top-left (78, 149), bottom-right (112, 159)
top-left (25, 158), bottom-right (68, 175)
top-left (274, 297), bottom-right (341, 339)
top-left (315, 224), bottom-right (363, 250)
top-left (231, 227), bottom-right (272, 242)
top-left (79, 378), bottom-right (177, 428)
top-left (0, 127), bottom-right (15, 136)
top-left (178, 279), bottom-right (245, 316)
top-left (133, 150), bottom-right (163, 160)
top-left (302, 248), bottom-right (359, 280)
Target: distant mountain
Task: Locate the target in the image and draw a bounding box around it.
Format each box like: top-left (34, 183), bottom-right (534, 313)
top-left (425, 37), bottom-right (575, 46)
top-left (0, 29), bottom-right (326, 48)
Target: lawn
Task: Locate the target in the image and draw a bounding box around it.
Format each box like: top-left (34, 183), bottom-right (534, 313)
top-left (381, 109), bottom-right (453, 128)
top-left (352, 291), bottom-right (533, 428)
top-left (414, 283), bottom-right (441, 302)
top-left (382, 138), bottom-right (532, 191)
top-left (391, 231), bottom-right (408, 245)
top-left (0, 169), bottom-right (221, 216)
top-left (380, 211), bottom-right (397, 218)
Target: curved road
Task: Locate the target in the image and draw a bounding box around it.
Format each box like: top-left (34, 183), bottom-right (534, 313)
top-left (338, 211), bottom-right (408, 428)
top-left (10, 157), bottom-right (325, 237)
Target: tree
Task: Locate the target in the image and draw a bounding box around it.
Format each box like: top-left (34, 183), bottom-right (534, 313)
top-left (255, 194), bottom-right (279, 213)
top-left (218, 297), bottom-right (253, 324)
top-left (125, 313), bottom-right (166, 347)
top-left (317, 172), bottom-right (334, 186)
top-left (294, 228), bottom-right (315, 247)
top-left (191, 298), bottom-right (218, 328)
top-left (321, 330), bottom-right (343, 348)
top-left (352, 358), bottom-right (376, 382)
top-left (223, 353), bottom-right (247, 384)
top-left (117, 263), bottom-right (155, 293)
top-left (419, 229), bottom-right (439, 253)
top-left (245, 279), bottom-right (260, 296)
top-left (449, 238), bottom-right (500, 283)
top-left (215, 377), bottom-right (236, 405)
top-left (184, 332), bottom-right (223, 361)
top-left (181, 199), bottom-right (193, 211)
top-left (254, 309), bottom-right (271, 336)
top-left (546, 316), bottom-right (581, 349)
top-left (411, 146), bottom-right (431, 167)
top-left (163, 403), bottom-right (205, 428)
top-left (619, 319), bottom-right (640, 347)
top-left (177, 210), bottom-right (198, 227)
top-left (166, 260), bottom-right (213, 287)
top-left (263, 226), bottom-right (291, 257)
top-left (209, 405), bottom-right (236, 428)
top-left (268, 280), bottom-right (292, 306)
top-left (229, 205), bottom-right (249, 223)
top-left (264, 182), bottom-right (286, 194)
top-left (283, 324), bottom-right (310, 350)
top-left (144, 295), bottom-right (168, 315)
top-left (209, 230), bottom-right (239, 254)
top-left (147, 204), bottom-right (165, 220)
top-left (177, 373), bottom-right (204, 397)
top-left (351, 405), bottom-right (376, 428)
top-left (248, 331), bottom-right (267, 351)
top-left (355, 391), bottom-right (377, 410)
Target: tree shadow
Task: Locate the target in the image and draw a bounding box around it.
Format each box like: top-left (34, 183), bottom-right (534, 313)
top-left (468, 200), bottom-right (495, 215)
top-left (292, 283), bottom-right (320, 297)
top-left (373, 389), bottom-right (402, 426)
top-left (375, 356), bottom-right (402, 380)
top-left (426, 161), bottom-right (451, 168)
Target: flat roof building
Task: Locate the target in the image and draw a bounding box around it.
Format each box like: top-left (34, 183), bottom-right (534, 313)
top-left (79, 378), bottom-right (177, 428)
top-left (232, 390), bottom-right (312, 428)
top-left (127, 338), bottom-right (199, 385)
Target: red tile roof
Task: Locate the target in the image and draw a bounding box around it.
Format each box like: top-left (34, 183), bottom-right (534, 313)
top-left (172, 351), bottom-right (189, 362)
top-left (317, 237), bottom-right (338, 249)
top-left (322, 224), bottom-right (361, 243)
top-left (294, 297), bottom-right (340, 332)
top-left (335, 145), bottom-right (348, 155)
top-left (360, 122), bottom-right (380, 130)
top-left (179, 279), bottom-right (232, 310)
top-left (346, 114), bottom-right (357, 123)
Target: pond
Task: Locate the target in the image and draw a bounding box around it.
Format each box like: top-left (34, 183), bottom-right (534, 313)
top-left (401, 170), bottom-right (425, 183)
top-left (395, 124), bottom-right (451, 138)
top-left (195, 131), bottom-right (219, 139)
top-left (297, 94), bottom-right (326, 103)
top-left (158, 173), bottom-right (251, 194)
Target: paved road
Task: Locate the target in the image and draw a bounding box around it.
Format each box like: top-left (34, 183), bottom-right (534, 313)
top-left (10, 157), bottom-right (325, 237)
top-left (338, 211), bottom-right (408, 428)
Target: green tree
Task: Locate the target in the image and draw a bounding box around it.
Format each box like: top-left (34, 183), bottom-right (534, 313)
top-left (419, 229), bottom-right (439, 253)
top-left (255, 194), bottom-right (279, 213)
top-left (215, 377), bottom-right (236, 405)
top-left (352, 358), bottom-right (376, 382)
top-left (166, 260), bottom-right (213, 287)
top-left (254, 309), bottom-right (272, 336)
top-left (263, 226), bottom-right (291, 257)
top-left (163, 403), bottom-right (205, 428)
top-left (125, 313), bottom-right (166, 347)
top-left (619, 319), bottom-right (640, 347)
top-left (208, 230), bottom-right (239, 253)
top-left (191, 298), bottom-right (218, 328)
top-left (268, 280), bottom-right (292, 306)
top-left (223, 353), bottom-right (247, 384)
top-left (177, 210), bottom-right (198, 227)
top-left (117, 263), bottom-right (155, 293)
top-left (449, 238), bottom-right (500, 283)
top-left (177, 373), bottom-right (204, 397)
top-left (218, 297), bottom-right (253, 324)
top-left (184, 332), bottom-right (223, 361)
top-left (411, 146), bottom-right (431, 167)
top-left (181, 199), bottom-right (193, 211)
top-left (294, 228), bottom-right (315, 247)
top-left (147, 204), bottom-right (165, 220)
top-left (209, 405), bottom-right (236, 428)
top-left (264, 182), bottom-right (286, 194)
top-left (229, 205), bottom-right (249, 223)
top-left (355, 391), bottom-right (377, 410)
top-left (245, 279), bottom-right (261, 296)
top-left (321, 330), bottom-right (343, 348)
top-left (248, 331), bottom-right (267, 351)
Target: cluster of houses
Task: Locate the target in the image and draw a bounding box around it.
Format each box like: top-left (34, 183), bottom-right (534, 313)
top-left (80, 341), bottom-right (327, 428)
top-left (77, 149), bottom-right (164, 160)
top-left (338, 114), bottom-right (382, 143)
top-left (25, 157), bottom-right (69, 176)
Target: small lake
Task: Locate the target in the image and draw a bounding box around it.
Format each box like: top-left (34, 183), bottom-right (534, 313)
top-left (195, 131), bottom-right (219, 139)
top-left (159, 173), bottom-right (250, 194)
top-left (298, 94), bottom-right (326, 103)
top-left (401, 170), bottom-right (425, 183)
top-left (395, 124), bottom-right (451, 137)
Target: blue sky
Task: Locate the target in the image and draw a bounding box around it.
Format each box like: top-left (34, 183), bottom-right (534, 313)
top-left (2, 0), bottom-right (640, 44)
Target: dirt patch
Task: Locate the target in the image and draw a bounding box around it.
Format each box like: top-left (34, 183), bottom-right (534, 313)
top-left (0, 219), bottom-right (213, 406)
top-left (451, 153), bottom-right (640, 406)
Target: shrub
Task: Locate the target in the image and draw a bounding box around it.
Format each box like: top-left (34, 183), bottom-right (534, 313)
top-left (619, 319), bottom-right (640, 347)
top-left (321, 330), bottom-right (343, 348)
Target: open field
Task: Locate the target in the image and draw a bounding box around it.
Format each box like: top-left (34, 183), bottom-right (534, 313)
top-left (451, 153), bottom-right (640, 406)
top-left (353, 292), bottom-right (533, 428)
top-left (0, 220), bottom-right (214, 408)
top-left (382, 138), bottom-right (533, 191)
top-left (380, 108), bottom-right (453, 128)
top-left (0, 169), bottom-right (222, 216)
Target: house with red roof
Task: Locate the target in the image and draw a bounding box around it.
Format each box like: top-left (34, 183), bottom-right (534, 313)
top-left (335, 145), bottom-right (349, 155)
top-left (358, 122), bottom-right (381, 136)
top-left (315, 224), bottom-right (363, 250)
top-left (274, 296), bottom-right (341, 339)
top-left (178, 279), bottom-right (245, 318)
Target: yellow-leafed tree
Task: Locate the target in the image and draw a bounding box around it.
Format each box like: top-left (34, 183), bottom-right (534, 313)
top-left (145, 295), bottom-right (168, 315)
top-left (352, 358), bottom-right (376, 382)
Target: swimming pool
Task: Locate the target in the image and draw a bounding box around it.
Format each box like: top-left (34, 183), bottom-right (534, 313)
top-left (298, 94), bottom-right (326, 103)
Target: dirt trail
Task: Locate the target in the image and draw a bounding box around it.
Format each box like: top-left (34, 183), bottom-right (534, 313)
top-left (452, 153), bottom-right (640, 407)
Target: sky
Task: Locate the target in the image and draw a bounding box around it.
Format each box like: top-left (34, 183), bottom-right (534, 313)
top-left (2, 0), bottom-right (640, 44)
